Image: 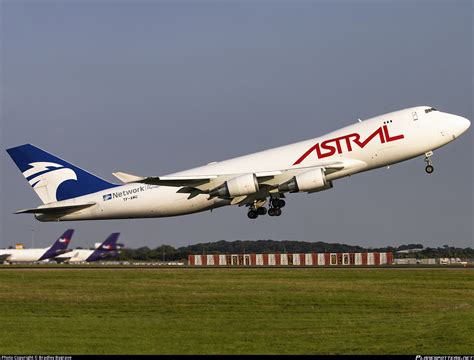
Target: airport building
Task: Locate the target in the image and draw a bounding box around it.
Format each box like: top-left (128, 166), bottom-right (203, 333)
top-left (188, 252), bottom-right (393, 266)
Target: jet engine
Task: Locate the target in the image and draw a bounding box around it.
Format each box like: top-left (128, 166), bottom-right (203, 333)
top-left (209, 173), bottom-right (259, 197)
top-left (278, 168), bottom-right (332, 193)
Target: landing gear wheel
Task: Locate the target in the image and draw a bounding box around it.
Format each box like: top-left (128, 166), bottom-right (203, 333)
top-left (247, 210), bottom-right (258, 219)
top-left (268, 208), bottom-right (276, 217)
top-left (257, 207), bottom-right (267, 215)
top-left (278, 199), bottom-right (286, 208)
top-left (274, 208), bottom-right (282, 216)
top-left (424, 151), bottom-right (434, 174)
top-left (271, 198), bottom-right (281, 208)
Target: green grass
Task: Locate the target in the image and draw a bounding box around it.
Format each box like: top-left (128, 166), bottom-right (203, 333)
top-left (0, 268), bottom-right (472, 354)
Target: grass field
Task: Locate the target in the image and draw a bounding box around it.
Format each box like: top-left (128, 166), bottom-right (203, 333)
top-left (0, 268), bottom-right (472, 354)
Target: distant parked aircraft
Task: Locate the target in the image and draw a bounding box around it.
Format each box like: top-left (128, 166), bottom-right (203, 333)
top-left (0, 229), bottom-right (73, 263)
top-left (55, 233), bottom-right (122, 263)
top-left (6, 106), bottom-right (470, 220)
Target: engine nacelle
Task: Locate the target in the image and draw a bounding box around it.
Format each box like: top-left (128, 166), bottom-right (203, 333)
top-left (279, 168), bottom-right (332, 193)
top-left (209, 173), bottom-right (259, 197)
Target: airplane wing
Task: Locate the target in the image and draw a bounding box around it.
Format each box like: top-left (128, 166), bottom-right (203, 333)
top-left (112, 172), bottom-right (218, 187)
top-left (113, 159), bottom-right (365, 202)
top-left (14, 203), bottom-right (96, 215)
top-left (113, 161), bottom-right (352, 187)
top-left (112, 167), bottom-right (337, 187)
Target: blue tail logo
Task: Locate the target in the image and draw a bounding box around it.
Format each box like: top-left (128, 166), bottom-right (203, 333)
top-left (98, 233), bottom-right (121, 250)
top-left (23, 162), bottom-right (78, 202)
top-left (6, 144), bottom-right (117, 204)
top-left (86, 233), bottom-right (122, 262)
top-left (39, 229), bottom-right (74, 261)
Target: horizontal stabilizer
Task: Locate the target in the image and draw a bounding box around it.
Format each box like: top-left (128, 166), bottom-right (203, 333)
top-left (15, 203), bottom-right (95, 215)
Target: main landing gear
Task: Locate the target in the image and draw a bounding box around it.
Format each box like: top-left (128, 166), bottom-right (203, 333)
top-left (268, 198), bottom-right (285, 217)
top-left (247, 197), bottom-right (286, 219)
top-left (247, 209), bottom-right (259, 219)
top-left (247, 201), bottom-right (266, 219)
top-left (424, 151), bottom-right (434, 174)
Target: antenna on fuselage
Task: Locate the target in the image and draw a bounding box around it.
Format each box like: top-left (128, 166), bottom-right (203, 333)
top-left (357, 118), bottom-right (362, 122)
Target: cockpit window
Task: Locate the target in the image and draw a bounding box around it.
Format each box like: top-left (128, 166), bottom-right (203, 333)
top-left (425, 107), bottom-right (438, 114)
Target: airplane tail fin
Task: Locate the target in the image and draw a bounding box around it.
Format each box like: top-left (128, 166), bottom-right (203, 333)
top-left (39, 229), bottom-right (74, 261)
top-left (98, 233), bottom-right (122, 250)
top-left (6, 144), bottom-right (117, 204)
top-left (87, 233), bottom-right (122, 262)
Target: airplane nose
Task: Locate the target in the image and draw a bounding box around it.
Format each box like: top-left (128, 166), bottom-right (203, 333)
top-left (452, 115), bottom-right (470, 137)
top-left (462, 116), bottom-right (471, 131)
top-left (458, 116), bottom-right (470, 133)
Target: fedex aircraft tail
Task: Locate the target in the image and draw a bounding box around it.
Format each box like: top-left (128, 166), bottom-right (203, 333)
top-left (6, 144), bottom-right (117, 204)
top-left (39, 229), bottom-right (74, 261)
top-left (87, 233), bottom-right (122, 262)
top-left (98, 233), bottom-right (122, 250)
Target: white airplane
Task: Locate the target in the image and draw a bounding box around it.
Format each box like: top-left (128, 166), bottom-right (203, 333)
top-left (55, 233), bottom-right (122, 263)
top-left (0, 230), bottom-right (74, 263)
top-left (6, 106), bottom-right (470, 221)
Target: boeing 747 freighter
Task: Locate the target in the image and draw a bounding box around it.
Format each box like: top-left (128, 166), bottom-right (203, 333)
top-left (6, 106), bottom-right (470, 220)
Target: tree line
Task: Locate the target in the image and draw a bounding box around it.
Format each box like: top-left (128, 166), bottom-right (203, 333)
top-left (114, 240), bottom-right (474, 261)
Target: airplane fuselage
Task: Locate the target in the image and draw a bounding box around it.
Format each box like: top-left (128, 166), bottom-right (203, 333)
top-left (0, 248), bottom-right (50, 262)
top-left (55, 249), bottom-right (110, 263)
top-left (20, 106), bottom-right (469, 221)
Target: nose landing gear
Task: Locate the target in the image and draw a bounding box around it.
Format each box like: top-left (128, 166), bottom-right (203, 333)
top-left (424, 151), bottom-right (434, 174)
